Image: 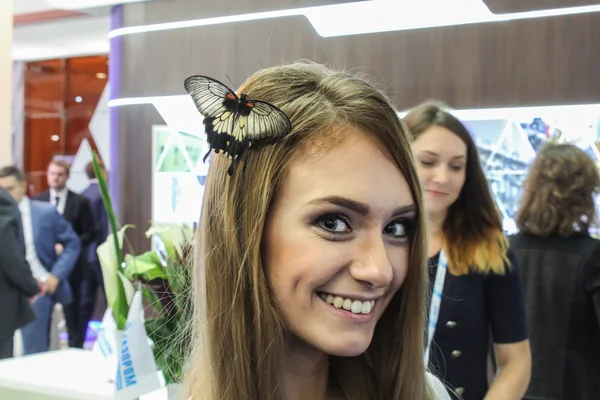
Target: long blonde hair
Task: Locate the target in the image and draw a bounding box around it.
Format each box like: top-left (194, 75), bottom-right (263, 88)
top-left (185, 61), bottom-right (433, 399)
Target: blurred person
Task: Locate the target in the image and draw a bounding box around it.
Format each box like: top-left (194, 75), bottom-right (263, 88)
top-left (33, 160), bottom-right (95, 348)
top-left (404, 101), bottom-right (531, 400)
top-left (79, 161), bottom-right (108, 343)
top-left (0, 187), bottom-right (41, 359)
top-left (184, 62), bottom-right (450, 399)
top-left (0, 166), bottom-right (80, 355)
top-left (511, 143), bottom-right (600, 400)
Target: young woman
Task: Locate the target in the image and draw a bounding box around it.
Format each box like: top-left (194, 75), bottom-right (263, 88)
top-left (511, 143), bottom-right (600, 400)
top-left (183, 63), bottom-right (449, 399)
top-left (404, 102), bottom-right (531, 400)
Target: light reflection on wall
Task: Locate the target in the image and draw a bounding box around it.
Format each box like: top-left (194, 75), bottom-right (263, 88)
top-left (115, 97), bottom-right (600, 232)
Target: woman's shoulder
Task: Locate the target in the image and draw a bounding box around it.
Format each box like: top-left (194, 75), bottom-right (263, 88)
top-left (426, 372), bottom-right (451, 400)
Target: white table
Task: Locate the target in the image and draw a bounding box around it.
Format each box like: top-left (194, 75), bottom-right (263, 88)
top-left (0, 349), bottom-right (114, 399)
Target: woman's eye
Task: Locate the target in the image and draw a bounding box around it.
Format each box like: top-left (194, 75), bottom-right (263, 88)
top-left (384, 221), bottom-right (408, 238)
top-left (317, 215), bottom-right (351, 233)
top-left (450, 164), bottom-right (464, 171)
top-left (419, 160), bottom-right (434, 167)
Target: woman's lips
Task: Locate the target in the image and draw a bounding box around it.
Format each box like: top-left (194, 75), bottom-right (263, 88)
top-left (427, 190), bottom-right (448, 198)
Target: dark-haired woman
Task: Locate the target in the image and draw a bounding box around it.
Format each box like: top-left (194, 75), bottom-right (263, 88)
top-left (404, 102), bottom-right (531, 400)
top-left (510, 143), bottom-right (600, 400)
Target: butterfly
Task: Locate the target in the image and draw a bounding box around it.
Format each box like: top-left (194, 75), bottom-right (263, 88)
top-left (184, 75), bottom-right (292, 175)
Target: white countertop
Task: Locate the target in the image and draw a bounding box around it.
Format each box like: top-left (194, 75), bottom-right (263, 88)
top-left (0, 349), bottom-right (114, 399)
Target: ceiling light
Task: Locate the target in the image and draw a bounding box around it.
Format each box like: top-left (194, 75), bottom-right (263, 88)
top-left (108, 0), bottom-right (600, 39)
top-left (96, 72), bottom-right (107, 79)
top-left (108, 95), bottom-right (600, 127)
top-left (51, 134), bottom-right (60, 142)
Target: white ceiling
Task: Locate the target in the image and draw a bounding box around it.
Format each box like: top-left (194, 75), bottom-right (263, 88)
top-left (13, 0), bottom-right (56, 15)
top-left (13, 16), bottom-right (110, 61)
top-left (12, 0), bottom-right (150, 61)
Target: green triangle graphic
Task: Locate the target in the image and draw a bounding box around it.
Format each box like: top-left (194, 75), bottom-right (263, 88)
top-left (158, 131), bottom-right (191, 173)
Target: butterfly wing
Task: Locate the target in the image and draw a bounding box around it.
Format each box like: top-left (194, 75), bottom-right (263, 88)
top-left (184, 76), bottom-right (292, 175)
top-left (243, 100), bottom-right (292, 140)
top-left (184, 75), bottom-right (238, 118)
top-left (184, 76), bottom-right (239, 161)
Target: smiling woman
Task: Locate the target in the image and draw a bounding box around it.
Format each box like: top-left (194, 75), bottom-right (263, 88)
top-left (184, 62), bottom-right (450, 400)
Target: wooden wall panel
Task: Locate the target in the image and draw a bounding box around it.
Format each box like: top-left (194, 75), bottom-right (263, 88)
top-left (482, 0), bottom-right (600, 13)
top-left (117, 0), bottom-right (600, 251)
top-left (117, 104), bottom-right (163, 251)
top-left (120, 12), bottom-right (600, 109)
top-left (123, 0), bottom-right (365, 27)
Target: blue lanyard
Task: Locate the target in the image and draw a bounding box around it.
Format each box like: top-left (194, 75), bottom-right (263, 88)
top-left (424, 250), bottom-right (448, 365)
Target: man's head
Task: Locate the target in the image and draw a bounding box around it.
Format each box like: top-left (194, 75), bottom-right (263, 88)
top-left (0, 166), bottom-right (28, 202)
top-left (85, 160), bottom-right (107, 181)
top-left (47, 160), bottom-right (70, 191)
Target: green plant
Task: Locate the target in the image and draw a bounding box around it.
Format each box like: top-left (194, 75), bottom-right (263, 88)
top-left (92, 152), bottom-right (194, 384)
top-left (92, 153), bottom-right (131, 330)
top-left (127, 225), bottom-right (194, 384)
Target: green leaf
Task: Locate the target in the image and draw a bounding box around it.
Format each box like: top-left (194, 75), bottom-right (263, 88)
top-left (92, 152), bottom-right (130, 330)
top-left (146, 223), bottom-right (193, 260)
top-left (96, 224), bottom-right (133, 330)
top-left (117, 270), bottom-right (135, 305)
top-left (142, 286), bottom-right (163, 314)
top-left (123, 251), bottom-right (166, 281)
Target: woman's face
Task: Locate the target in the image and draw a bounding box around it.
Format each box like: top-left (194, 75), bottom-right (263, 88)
top-left (263, 127), bottom-right (415, 357)
top-left (412, 126), bottom-right (467, 219)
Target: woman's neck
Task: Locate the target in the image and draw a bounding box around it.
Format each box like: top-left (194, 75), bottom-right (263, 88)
top-left (428, 212), bottom-right (446, 257)
top-left (282, 337), bottom-right (330, 400)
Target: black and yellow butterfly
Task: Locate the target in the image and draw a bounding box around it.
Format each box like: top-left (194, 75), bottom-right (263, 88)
top-left (184, 75), bottom-right (292, 175)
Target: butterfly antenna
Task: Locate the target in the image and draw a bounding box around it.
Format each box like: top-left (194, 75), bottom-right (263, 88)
top-left (226, 75), bottom-right (238, 90)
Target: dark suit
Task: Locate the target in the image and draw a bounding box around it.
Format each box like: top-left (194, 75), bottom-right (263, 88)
top-left (0, 188), bottom-right (39, 359)
top-left (20, 199), bottom-right (80, 355)
top-left (80, 181), bottom-right (108, 339)
top-left (34, 189), bottom-right (95, 348)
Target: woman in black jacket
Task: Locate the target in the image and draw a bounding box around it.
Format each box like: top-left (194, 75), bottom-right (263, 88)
top-left (510, 142), bottom-right (600, 400)
top-left (404, 102), bottom-right (531, 400)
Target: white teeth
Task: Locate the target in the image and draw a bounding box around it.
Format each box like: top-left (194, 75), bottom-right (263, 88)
top-left (319, 293), bottom-right (376, 315)
top-left (361, 301), bottom-right (371, 314)
top-left (333, 296), bottom-right (344, 308)
top-left (342, 299), bottom-right (352, 311)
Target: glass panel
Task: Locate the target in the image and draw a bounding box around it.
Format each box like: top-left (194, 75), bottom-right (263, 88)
top-left (463, 111), bottom-right (600, 234)
top-left (23, 55), bottom-right (108, 195)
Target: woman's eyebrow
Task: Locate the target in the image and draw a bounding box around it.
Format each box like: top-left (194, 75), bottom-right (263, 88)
top-left (308, 196), bottom-right (416, 217)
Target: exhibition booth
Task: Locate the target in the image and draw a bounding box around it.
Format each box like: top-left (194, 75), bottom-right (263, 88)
top-left (138, 95), bottom-right (600, 234)
top-left (3, 95), bottom-right (598, 398)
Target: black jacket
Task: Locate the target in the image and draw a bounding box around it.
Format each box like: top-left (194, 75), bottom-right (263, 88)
top-left (510, 232), bottom-right (600, 400)
top-left (33, 190), bottom-right (96, 247)
top-left (0, 188), bottom-right (39, 339)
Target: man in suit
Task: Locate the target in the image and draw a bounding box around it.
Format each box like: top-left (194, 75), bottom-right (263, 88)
top-left (79, 161), bottom-right (108, 341)
top-left (34, 160), bottom-right (96, 348)
top-left (0, 187), bottom-right (41, 359)
top-left (0, 166), bottom-right (80, 355)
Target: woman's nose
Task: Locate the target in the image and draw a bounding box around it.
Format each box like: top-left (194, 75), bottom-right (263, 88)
top-left (349, 236), bottom-right (393, 289)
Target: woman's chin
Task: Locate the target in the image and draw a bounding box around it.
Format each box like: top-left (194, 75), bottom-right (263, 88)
top-left (316, 335), bottom-right (373, 357)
